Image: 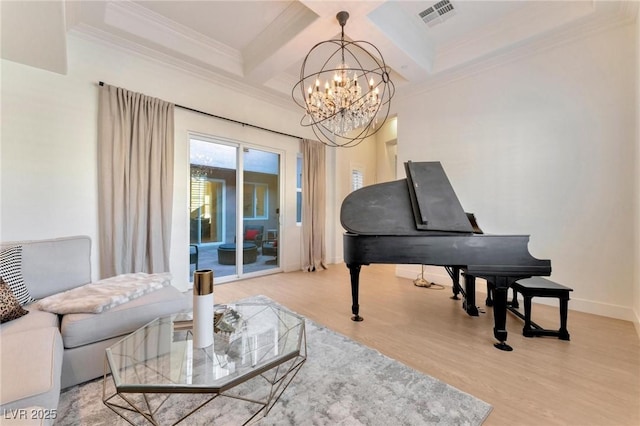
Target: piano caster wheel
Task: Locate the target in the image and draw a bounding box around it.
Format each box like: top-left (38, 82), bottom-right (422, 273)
top-left (450, 295), bottom-right (460, 300)
top-left (351, 315), bottom-right (364, 322)
top-left (494, 342), bottom-right (513, 351)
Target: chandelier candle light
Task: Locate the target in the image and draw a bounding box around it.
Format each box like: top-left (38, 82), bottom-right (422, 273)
top-left (293, 11), bottom-right (395, 147)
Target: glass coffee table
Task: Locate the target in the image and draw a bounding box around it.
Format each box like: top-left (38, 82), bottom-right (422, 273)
top-left (103, 302), bottom-right (306, 425)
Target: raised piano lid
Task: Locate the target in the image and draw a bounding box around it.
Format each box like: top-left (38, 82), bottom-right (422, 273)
top-left (405, 161), bottom-right (473, 233)
top-left (340, 161), bottom-right (474, 235)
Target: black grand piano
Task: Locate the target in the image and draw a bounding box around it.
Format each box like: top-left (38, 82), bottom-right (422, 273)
top-left (341, 161), bottom-right (551, 351)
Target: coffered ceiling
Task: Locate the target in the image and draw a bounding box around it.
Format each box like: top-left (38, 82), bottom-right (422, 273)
top-left (1, 1), bottom-right (637, 105)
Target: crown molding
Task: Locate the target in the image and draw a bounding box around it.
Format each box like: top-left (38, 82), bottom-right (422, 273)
top-left (103, 0), bottom-right (243, 77)
top-left (68, 26), bottom-right (297, 113)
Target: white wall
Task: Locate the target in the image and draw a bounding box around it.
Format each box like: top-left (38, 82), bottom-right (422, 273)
top-left (1, 34), bottom-right (319, 289)
top-left (330, 136), bottom-right (378, 264)
top-left (1, 52), bottom-right (99, 258)
top-left (375, 117), bottom-right (398, 183)
top-left (396, 23), bottom-right (637, 320)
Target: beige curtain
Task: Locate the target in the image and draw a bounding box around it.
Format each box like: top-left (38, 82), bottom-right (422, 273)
top-left (302, 139), bottom-right (327, 271)
top-left (98, 84), bottom-right (174, 278)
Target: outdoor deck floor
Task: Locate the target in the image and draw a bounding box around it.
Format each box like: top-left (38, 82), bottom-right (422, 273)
top-left (189, 243), bottom-right (278, 281)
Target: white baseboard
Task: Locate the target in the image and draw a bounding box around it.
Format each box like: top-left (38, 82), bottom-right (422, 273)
top-left (566, 298), bottom-right (635, 322)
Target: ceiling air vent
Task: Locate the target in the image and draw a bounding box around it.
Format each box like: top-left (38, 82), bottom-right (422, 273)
top-left (419, 0), bottom-right (456, 28)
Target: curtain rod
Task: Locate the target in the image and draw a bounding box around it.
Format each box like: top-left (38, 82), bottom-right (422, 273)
top-left (98, 81), bottom-right (303, 141)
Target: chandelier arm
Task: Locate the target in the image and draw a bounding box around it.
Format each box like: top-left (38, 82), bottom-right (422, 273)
top-left (296, 40), bottom-right (350, 113)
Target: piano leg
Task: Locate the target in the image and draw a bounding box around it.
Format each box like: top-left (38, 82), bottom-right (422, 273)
top-left (491, 277), bottom-right (513, 351)
top-left (347, 263), bottom-right (364, 322)
top-left (447, 267), bottom-right (478, 316)
top-left (447, 266), bottom-right (461, 300)
top-left (485, 283), bottom-right (494, 307)
top-left (463, 274), bottom-right (479, 316)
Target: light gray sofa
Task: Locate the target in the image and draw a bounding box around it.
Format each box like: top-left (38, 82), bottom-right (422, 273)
top-left (0, 235), bottom-right (190, 423)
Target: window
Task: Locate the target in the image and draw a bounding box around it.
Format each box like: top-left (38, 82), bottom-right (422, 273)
top-left (243, 182), bottom-right (268, 219)
top-left (296, 155), bottom-right (302, 224)
top-left (351, 168), bottom-right (364, 192)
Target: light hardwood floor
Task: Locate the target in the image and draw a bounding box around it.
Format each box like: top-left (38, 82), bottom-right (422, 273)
top-left (214, 263), bottom-right (639, 426)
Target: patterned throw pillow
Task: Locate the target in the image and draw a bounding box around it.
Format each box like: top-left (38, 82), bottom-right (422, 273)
top-left (0, 277), bottom-right (29, 323)
top-left (0, 245), bottom-right (35, 306)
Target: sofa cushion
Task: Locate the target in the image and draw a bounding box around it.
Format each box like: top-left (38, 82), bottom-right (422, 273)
top-left (0, 327), bottom-right (63, 411)
top-left (0, 246), bottom-right (35, 306)
top-left (60, 285), bottom-right (189, 348)
top-left (1, 236), bottom-right (92, 300)
top-left (0, 305), bottom-right (59, 336)
top-left (0, 278), bottom-right (29, 323)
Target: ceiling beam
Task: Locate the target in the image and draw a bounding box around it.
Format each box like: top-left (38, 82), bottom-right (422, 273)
top-left (242, 2), bottom-right (318, 83)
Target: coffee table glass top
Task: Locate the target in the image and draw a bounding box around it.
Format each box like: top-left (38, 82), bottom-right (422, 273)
top-left (105, 303), bottom-right (305, 393)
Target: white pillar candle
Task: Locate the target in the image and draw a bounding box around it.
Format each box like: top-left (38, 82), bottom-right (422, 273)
top-left (193, 269), bottom-right (214, 348)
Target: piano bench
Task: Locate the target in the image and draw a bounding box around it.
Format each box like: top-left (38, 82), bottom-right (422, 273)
top-left (507, 277), bottom-right (573, 340)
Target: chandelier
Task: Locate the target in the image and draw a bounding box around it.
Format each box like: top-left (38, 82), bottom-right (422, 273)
top-left (292, 11), bottom-right (395, 148)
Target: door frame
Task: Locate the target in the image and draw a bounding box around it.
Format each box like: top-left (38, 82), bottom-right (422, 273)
top-left (187, 132), bottom-right (284, 284)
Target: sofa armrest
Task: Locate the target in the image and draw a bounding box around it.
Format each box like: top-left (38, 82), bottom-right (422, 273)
top-left (0, 327), bottom-right (63, 413)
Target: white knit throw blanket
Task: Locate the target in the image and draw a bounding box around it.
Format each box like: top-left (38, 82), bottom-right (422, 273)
top-left (36, 272), bottom-right (172, 314)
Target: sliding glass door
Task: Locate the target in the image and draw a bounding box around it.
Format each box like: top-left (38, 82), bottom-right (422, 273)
top-left (243, 147), bottom-right (280, 271)
top-left (189, 136), bottom-right (280, 282)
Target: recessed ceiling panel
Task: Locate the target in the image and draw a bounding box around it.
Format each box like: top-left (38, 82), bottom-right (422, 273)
top-left (134, 0), bottom-right (293, 50)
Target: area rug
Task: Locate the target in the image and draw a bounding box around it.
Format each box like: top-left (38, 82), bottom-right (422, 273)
top-left (56, 295), bottom-right (492, 425)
